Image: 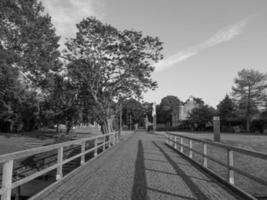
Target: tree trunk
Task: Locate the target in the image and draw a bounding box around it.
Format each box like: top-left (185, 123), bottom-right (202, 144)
top-left (101, 118), bottom-right (111, 134)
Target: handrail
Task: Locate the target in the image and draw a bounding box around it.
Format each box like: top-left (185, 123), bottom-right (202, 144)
top-left (0, 132), bottom-right (119, 200)
top-left (0, 134), bottom-right (107, 163)
top-left (165, 132), bottom-right (267, 191)
top-left (167, 132), bottom-right (267, 160)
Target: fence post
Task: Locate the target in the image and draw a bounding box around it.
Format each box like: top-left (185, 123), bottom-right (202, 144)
top-left (189, 140), bottom-right (193, 158)
top-left (109, 134), bottom-right (111, 148)
top-left (180, 137), bottom-right (184, 153)
top-left (1, 160), bottom-right (14, 200)
top-left (103, 136), bottom-right (106, 150)
top-left (56, 147), bottom-right (63, 180)
top-left (227, 149), bottom-right (234, 184)
top-left (174, 136), bottom-right (177, 149)
top-left (81, 141), bottom-right (85, 165)
top-left (94, 138), bottom-right (98, 157)
top-left (203, 143), bottom-right (207, 168)
top-left (166, 134), bottom-right (168, 144)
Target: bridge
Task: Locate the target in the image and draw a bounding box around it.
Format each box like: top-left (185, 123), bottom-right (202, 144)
top-left (0, 131), bottom-right (266, 200)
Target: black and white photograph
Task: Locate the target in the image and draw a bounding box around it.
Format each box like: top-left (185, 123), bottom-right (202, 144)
top-left (0, 0), bottom-right (267, 199)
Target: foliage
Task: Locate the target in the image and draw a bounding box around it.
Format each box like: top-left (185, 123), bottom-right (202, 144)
top-left (0, 0), bottom-right (61, 88)
top-left (187, 105), bottom-right (216, 131)
top-left (122, 98), bottom-right (144, 128)
top-left (0, 0), bottom-right (61, 132)
top-left (65, 17), bottom-right (163, 133)
top-left (157, 95), bottom-right (180, 124)
top-left (217, 95), bottom-right (237, 121)
top-left (41, 75), bottom-right (82, 133)
top-left (232, 69), bottom-right (267, 131)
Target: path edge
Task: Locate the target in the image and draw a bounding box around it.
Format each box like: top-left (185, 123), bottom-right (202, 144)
top-left (165, 143), bottom-right (257, 200)
top-left (29, 132), bottom-right (135, 200)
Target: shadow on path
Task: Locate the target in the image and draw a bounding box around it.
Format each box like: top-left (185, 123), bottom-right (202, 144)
top-left (152, 141), bottom-right (209, 200)
top-left (131, 140), bottom-right (148, 200)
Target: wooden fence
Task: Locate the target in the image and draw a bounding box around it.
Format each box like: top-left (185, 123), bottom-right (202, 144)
top-left (165, 132), bottom-right (267, 194)
top-left (0, 132), bottom-right (119, 200)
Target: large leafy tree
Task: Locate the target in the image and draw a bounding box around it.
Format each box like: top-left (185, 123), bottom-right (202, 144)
top-left (157, 95), bottom-right (180, 124)
top-left (188, 105), bottom-right (216, 131)
top-left (0, 0), bottom-right (61, 88)
top-left (65, 17), bottom-right (163, 133)
top-left (232, 69), bottom-right (267, 131)
top-left (0, 0), bottom-right (62, 132)
top-left (122, 98), bottom-right (144, 128)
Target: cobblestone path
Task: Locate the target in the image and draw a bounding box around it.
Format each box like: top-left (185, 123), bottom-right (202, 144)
top-left (31, 131), bottom-right (243, 200)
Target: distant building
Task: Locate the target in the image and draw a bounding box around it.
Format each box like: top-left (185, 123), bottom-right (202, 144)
top-left (171, 96), bottom-right (201, 126)
top-left (179, 96), bottom-right (200, 121)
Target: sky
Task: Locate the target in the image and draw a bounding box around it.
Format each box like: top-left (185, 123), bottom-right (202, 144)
top-left (40, 0), bottom-right (267, 107)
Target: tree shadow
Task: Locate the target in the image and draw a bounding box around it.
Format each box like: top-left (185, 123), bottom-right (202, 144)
top-left (131, 140), bottom-right (204, 200)
top-left (152, 141), bottom-right (209, 200)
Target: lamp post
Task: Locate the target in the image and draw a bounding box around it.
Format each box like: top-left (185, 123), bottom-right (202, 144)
top-left (152, 102), bottom-right (156, 133)
top-left (119, 103), bottom-right (122, 138)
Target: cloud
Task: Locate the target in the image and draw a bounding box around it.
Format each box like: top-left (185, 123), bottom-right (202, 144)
top-left (154, 18), bottom-right (250, 72)
top-left (40, 0), bottom-right (105, 48)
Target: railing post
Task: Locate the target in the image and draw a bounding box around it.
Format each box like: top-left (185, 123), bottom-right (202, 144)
top-left (56, 147), bottom-right (63, 180)
top-left (166, 133), bottom-right (168, 144)
top-left (94, 138), bottom-right (98, 157)
top-left (109, 134), bottom-right (111, 148)
top-left (1, 160), bottom-right (14, 200)
top-left (80, 141), bottom-right (85, 165)
top-left (227, 149), bottom-right (234, 184)
top-left (174, 136), bottom-right (177, 149)
top-left (203, 143), bottom-right (207, 168)
top-left (103, 136), bottom-right (106, 150)
top-left (180, 137), bottom-right (184, 153)
top-left (189, 140), bottom-right (193, 158)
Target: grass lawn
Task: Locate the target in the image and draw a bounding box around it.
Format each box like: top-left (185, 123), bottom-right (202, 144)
top-left (0, 126), bottom-right (103, 155)
top-left (170, 132), bottom-right (267, 198)
top-left (0, 133), bottom-right (54, 155)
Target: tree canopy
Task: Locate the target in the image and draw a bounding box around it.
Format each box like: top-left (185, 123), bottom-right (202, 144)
top-left (122, 98), bottom-right (144, 128)
top-left (157, 95), bottom-right (180, 124)
top-left (0, 0), bottom-right (62, 132)
top-left (217, 95), bottom-right (237, 121)
top-left (232, 69), bottom-right (267, 131)
top-left (65, 17), bottom-right (163, 132)
top-left (187, 104), bottom-right (216, 131)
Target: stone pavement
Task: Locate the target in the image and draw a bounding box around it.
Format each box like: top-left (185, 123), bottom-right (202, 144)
top-left (31, 131), bottom-right (243, 200)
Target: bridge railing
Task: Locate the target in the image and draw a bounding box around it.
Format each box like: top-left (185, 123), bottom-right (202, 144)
top-left (165, 132), bottom-right (267, 189)
top-left (0, 132), bottom-right (119, 200)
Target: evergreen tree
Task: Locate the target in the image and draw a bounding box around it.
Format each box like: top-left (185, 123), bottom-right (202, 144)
top-left (217, 95), bottom-right (237, 121)
top-left (232, 69), bottom-right (267, 131)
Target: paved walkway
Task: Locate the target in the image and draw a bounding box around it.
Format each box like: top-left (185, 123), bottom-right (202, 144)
top-left (32, 131), bottom-right (243, 200)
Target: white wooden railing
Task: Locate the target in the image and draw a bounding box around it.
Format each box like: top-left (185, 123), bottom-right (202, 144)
top-left (165, 132), bottom-right (267, 192)
top-left (0, 132), bottom-right (119, 200)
